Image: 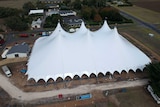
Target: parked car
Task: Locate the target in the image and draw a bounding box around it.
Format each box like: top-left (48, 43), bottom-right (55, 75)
top-left (1, 65), bottom-right (12, 77)
top-left (0, 39), bottom-right (5, 46)
top-left (19, 34), bottom-right (29, 37)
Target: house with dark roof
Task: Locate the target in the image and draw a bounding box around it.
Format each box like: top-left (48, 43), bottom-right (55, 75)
top-left (62, 16), bottom-right (82, 27)
top-left (6, 43), bottom-right (30, 58)
top-left (59, 10), bottom-right (76, 16)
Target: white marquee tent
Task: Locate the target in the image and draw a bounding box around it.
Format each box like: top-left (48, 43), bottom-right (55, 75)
top-left (26, 21), bottom-right (151, 82)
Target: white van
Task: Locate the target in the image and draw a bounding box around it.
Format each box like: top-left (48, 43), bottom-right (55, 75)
top-left (1, 65), bottom-right (12, 77)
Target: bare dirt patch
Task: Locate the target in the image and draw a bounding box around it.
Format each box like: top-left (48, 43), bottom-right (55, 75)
top-left (36, 86), bottom-right (159, 107)
top-left (0, 88), bottom-right (11, 107)
top-left (0, 60), bottom-right (149, 93)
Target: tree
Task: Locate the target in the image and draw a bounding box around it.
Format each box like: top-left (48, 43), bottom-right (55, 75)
top-left (90, 7), bottom-right (97, 20)
top-left (0, 7), bottom-right (21, 18)
top-left (72, 0), bottom-right (82, 10)
top-left (64, 0), bottom-right (72, 6)
top-left (81, 6), bottom-right (92, 20)
top-left (95, 0), bottom-right (106, 7)
top-left (99, 7), bottom-right (123, 22)
top-left (146, 62), bottom-right (160, 97)
top-left (23, 2), bottom-right (36, 15)
top-left (82, 0), bottom-right (105, 7)
top-left (44, 14), bottom-right (60, 28)
top-left (36, 1), bottom-right (46, 9)
top-left (94, 14), bottom-right (102, 22)
top-left (5, 16), bottom-right (28, 31)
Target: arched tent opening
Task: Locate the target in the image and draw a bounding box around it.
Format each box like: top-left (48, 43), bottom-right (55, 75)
top-left (143, 67), bottom-right (148, 73)
top-left (142, 67), bottom-right (149, 78)
top-left (28, 78), bottom-right (36, 85)
top-left (98, 72), bottom-right (105, 78)
top-left (135, 68), bottom-right (143, 78)
top-left (90, 73), bottom-right (96, 78)
top-left (128, 69), bottom-right (135, 73)
top-left (106, 71), bottom-right (112, 79)
top-left (113, 71), bottom-right (120, 75)
top-left (37, 79), bottom-right (45, 84)
top-left (47, 78), bottom-right (54, 84)
top-left (113, 71), bottom-right (120, 80)
top-left (81, 74), bottom-right (88, 79)
top-left (121, 70), bottom-right (127, 74)
top-left (120, 70), bottom-right (128, 80)
top-left (73, 75), bottom-right (80, 80)
top-left (136, 69), bottom-right (143, 74)
top-left (56, 77), bottom-right (63, 82)
top-left (64, 76), bottom-right (72, 81)
top-left (106, 72), bottom-right (111, 76)
top-left (128, 69), bottom-right (136, 79)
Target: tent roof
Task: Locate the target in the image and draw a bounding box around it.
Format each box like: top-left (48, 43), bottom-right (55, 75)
top-left (26, 20), bottom-right (151, 82)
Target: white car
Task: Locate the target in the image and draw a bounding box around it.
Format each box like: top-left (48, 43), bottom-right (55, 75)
top-left (1, 65), bottom-right (12, 77)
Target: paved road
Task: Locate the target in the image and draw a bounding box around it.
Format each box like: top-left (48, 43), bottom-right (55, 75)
top-left (120, 11), bottom-right (160, 34)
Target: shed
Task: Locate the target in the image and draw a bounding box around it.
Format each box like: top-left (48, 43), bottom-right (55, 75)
top-left (29, 9), bottom-right (44, 15)
top-left (31, 18), bottom-right (42, 29)
top-left (6, 43), bottom-right (30, 58)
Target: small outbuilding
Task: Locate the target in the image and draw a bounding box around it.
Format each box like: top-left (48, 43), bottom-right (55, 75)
top-left (6, 43), bottom-right (30, 58)
top-left (29, 9), bottom-right (44, 15)
top-left (31, 18), bottom-right (42, 29)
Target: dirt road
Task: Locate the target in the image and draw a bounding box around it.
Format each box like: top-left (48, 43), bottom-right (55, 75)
top-left (0, 73), bottom-right (148, 101)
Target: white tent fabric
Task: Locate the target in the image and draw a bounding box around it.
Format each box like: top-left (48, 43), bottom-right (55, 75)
top-left (26, 21), bottom-right (151, 82)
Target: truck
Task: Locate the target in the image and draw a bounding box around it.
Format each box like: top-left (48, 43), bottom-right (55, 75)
top-left (1, 65), bottom-right (12, 77)
top-left (76, 93), bottom-right (92, 100)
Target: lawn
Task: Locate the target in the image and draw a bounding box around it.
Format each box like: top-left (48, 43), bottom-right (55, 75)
top-left (114, 5), bottom-right (160, 24)
top-left (118, 24), bottom-right (160, 56)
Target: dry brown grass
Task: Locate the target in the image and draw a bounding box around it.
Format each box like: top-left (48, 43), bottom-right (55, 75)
top-left (132, 1), bottom-right (160, 13)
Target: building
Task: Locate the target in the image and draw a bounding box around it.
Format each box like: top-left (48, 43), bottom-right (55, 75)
top-left (31, 18), bottom-right (42, 29)
top-left (6, 43), bottom-right (30, 58)
top-left (46, 9), bottom-right (59, 16)
top-left (59, 10), bottom-right (76, 16)
top-left (29, 9), bottom-right (44, 15)
top-left (62, 16), bottom-right (82, 27)
top-left (1, 49), bottom-right (9, 59)
top-left (26, 21), bottom-right (151, 82)
top-left (39, 0), bottom-right (63, 4)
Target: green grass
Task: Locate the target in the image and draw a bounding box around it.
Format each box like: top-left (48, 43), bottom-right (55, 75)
top-left (118, 24), bottom-right (160, 56)
top-left (113, 5), bottom-right (160, 24)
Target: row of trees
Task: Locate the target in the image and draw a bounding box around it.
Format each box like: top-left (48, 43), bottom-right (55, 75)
top-left (81, 6), bottom-right (123, 22)
top-left (0, 6), bottom-right (29, 31)
top-left (0, 1), bottom-right (44, 31)
top-left (72, 0), bottom-right (106, 10)
top-left (0, 7), bottom-right (21, 18)
top-left (146, 62), bottom-right (160, 97)
top-left (43, 15), bottom-right (60, 28)
top-left (0, 0), bottom-right (132, 31)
